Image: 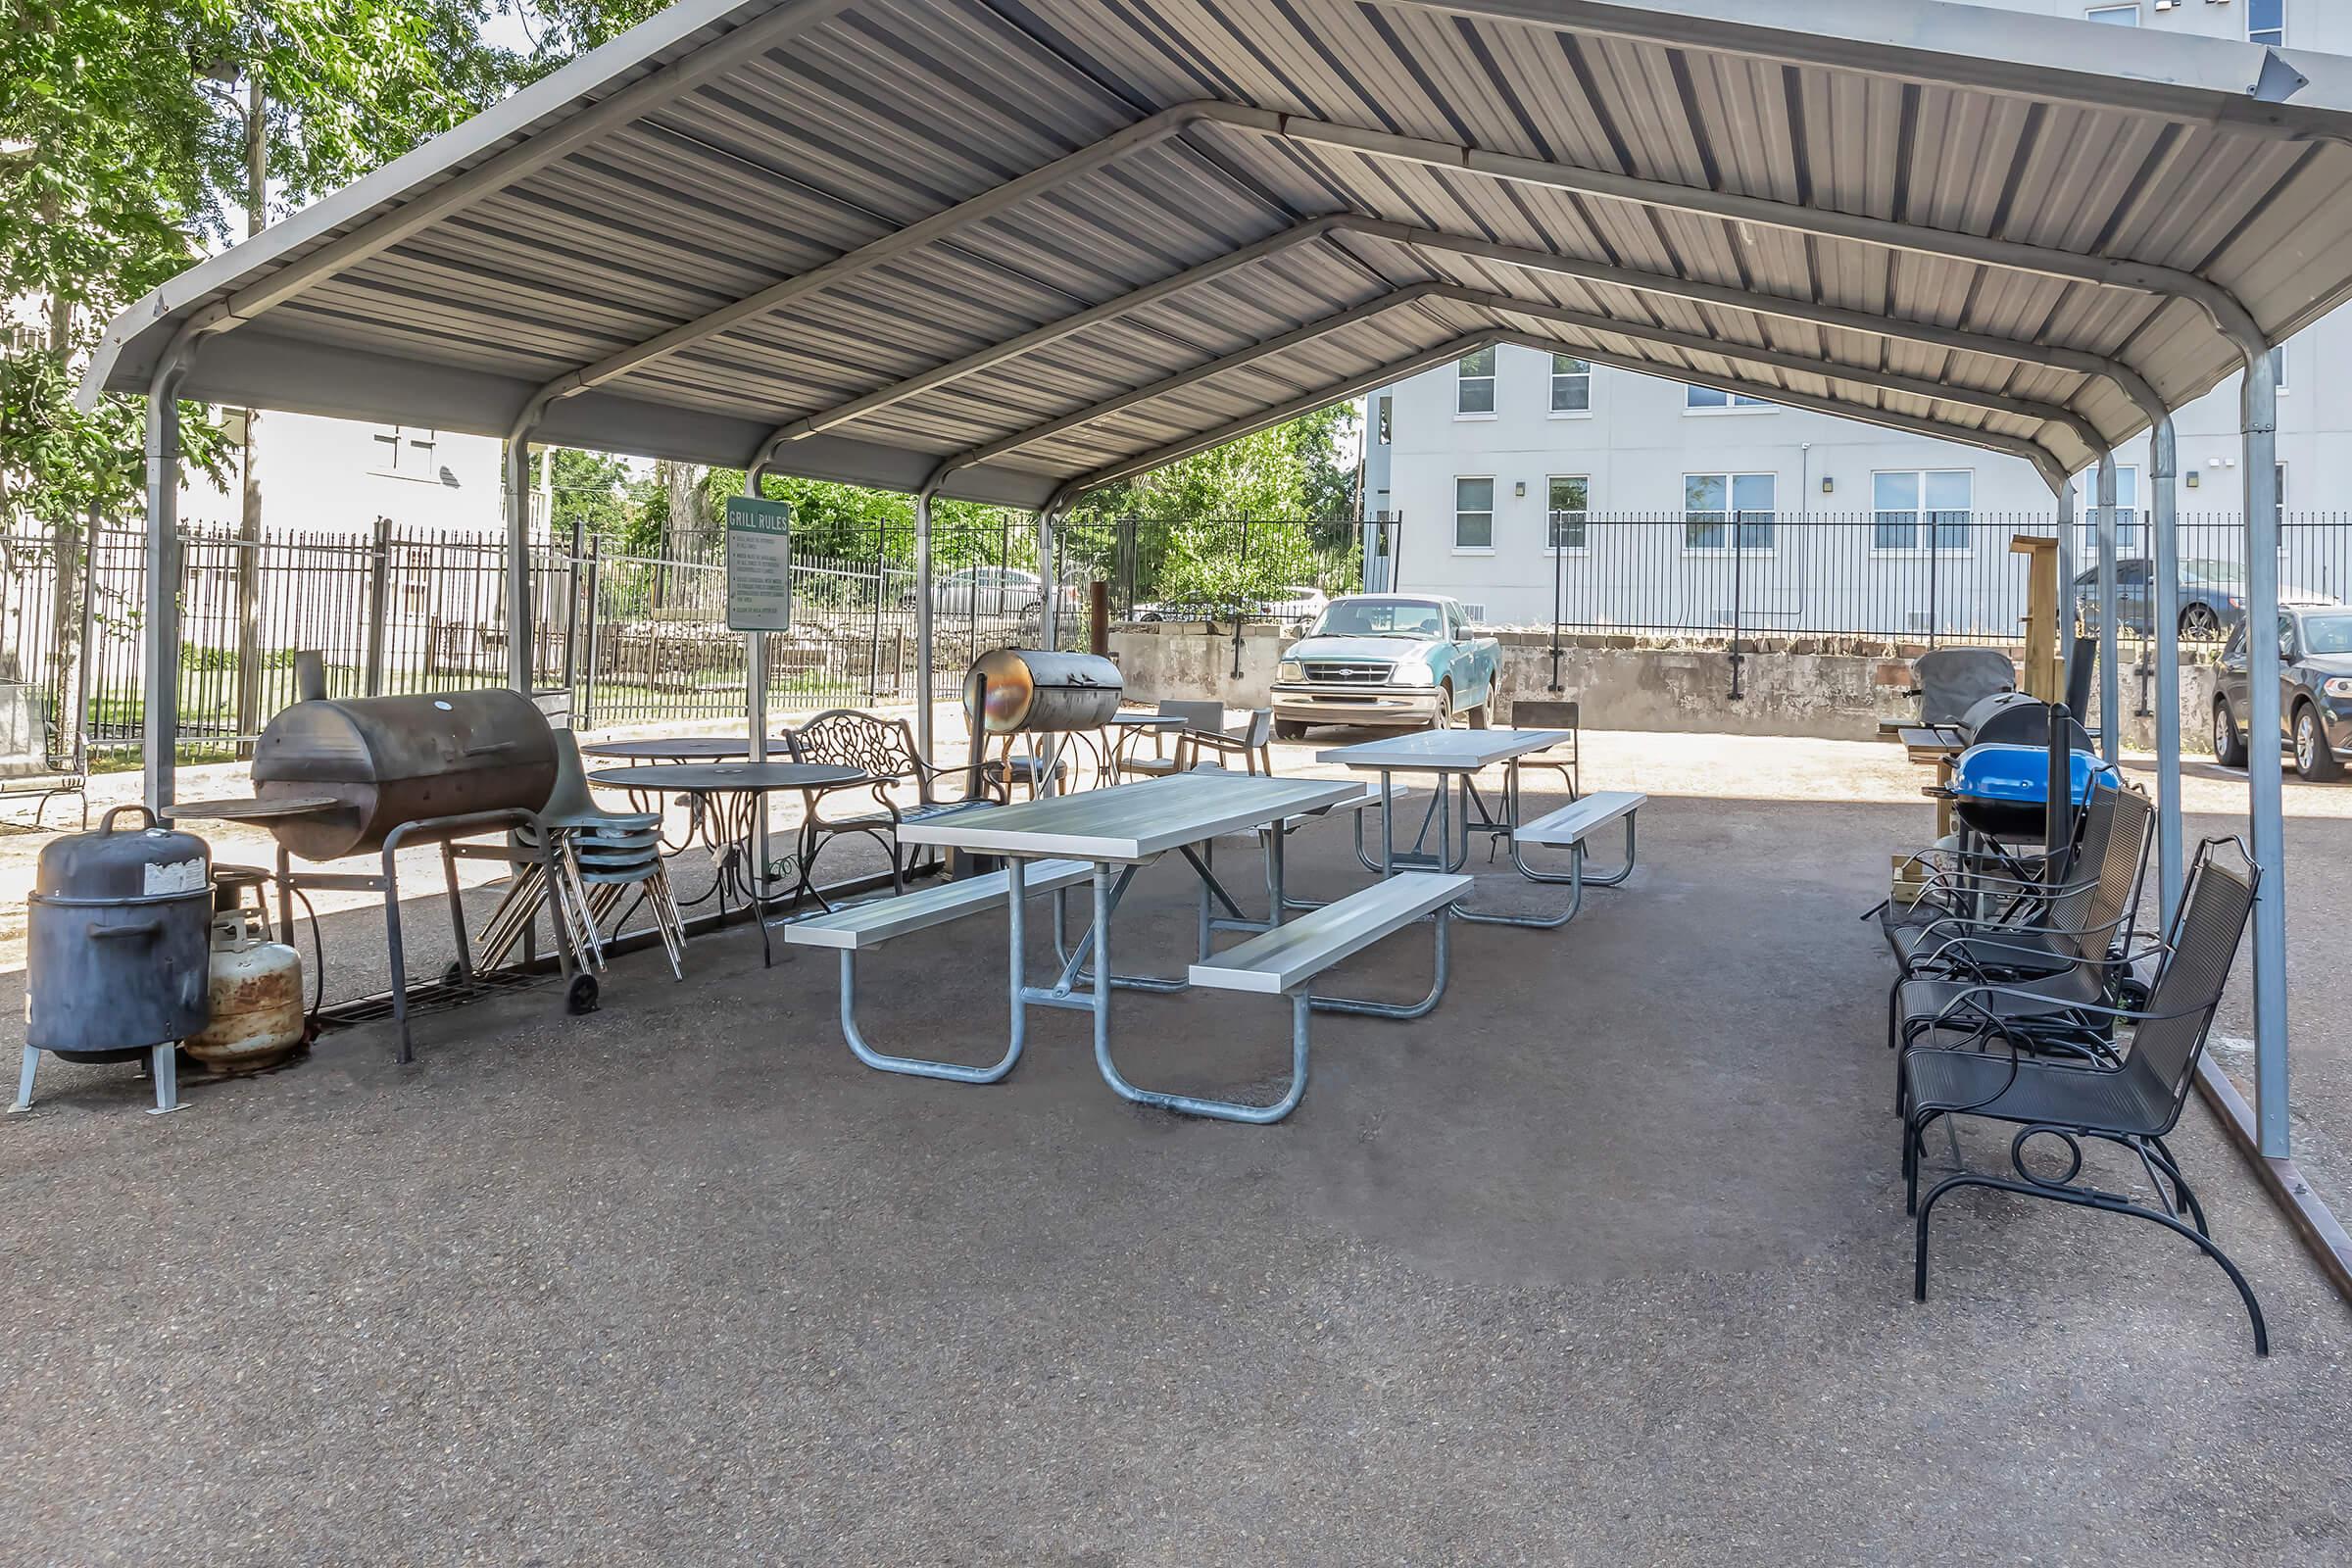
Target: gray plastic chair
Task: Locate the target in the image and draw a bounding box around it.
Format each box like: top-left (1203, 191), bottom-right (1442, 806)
top-left (1910, 648), bottom-right (2015, 727)
top-left (1119, 700), bottom-right (1227, 777)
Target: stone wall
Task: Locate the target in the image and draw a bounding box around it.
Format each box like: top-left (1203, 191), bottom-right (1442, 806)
top-left (1107, 621), bottom-right (2220, 752)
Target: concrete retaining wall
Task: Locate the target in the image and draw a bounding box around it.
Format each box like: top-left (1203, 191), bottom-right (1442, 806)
top-left (1106, 621), bottom-right (2220, 753)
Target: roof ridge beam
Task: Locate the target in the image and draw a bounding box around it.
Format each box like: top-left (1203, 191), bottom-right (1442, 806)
top-left (1387, 0), bottom-right (2334, 145)
top-left (927, 281), bottom-right (1453, 484)
top-left (1041, 334), bottom-right (1503, 510)
top-left (1436, 285), bottom-right (2105, 454)
top-left (757, 216), bottom-right (1348, 456)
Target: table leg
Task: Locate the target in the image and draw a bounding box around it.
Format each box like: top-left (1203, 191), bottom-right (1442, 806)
top-left (836, 857), bottom-right (1030, 1083)
top-left (1087, 860), bottom-right (1308, 1124)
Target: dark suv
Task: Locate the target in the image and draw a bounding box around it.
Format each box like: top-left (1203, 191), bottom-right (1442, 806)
top-left (2215, 604), bottom-right (2352, 780)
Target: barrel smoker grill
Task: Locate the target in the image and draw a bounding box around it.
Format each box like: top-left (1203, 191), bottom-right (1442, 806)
top-left (963, 649), bottom-right (1123, 792)
top-left (184, 678), bottom-right (584, 1062)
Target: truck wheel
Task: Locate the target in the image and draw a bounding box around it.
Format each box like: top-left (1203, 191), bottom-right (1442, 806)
top-left (1274, 719), bottom-right (1307, 741)
top-left (2213, 699), bottom-right (2247, 768)
top-left (1431, 686), bottom-right (1454, 730)
top-left (1466, 701), bottom-right (1490, 729)
top-left (2294, 703), bottom-right (2342, 781)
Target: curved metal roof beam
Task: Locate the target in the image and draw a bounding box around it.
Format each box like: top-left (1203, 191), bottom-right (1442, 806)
top-left (923, 282), bottom-right (1464, 489)
top-left (1039, 333), bottom-right (1505, 512)
top-left (1441, 287), bottom-right (2105, 456)
top-left (1228, 106), bottom-right (2267, 347)
top-left (760, 212), bottom-right (2157, 463)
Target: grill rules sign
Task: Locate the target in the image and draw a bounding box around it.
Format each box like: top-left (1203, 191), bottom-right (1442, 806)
top-left (725, 496), bottom-right (795, 632)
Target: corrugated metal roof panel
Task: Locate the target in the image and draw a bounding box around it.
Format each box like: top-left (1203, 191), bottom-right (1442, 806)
top-left (83, 0), bottom-right (2352, 508)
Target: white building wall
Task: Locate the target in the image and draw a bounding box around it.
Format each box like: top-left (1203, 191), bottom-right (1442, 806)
top-left (1371, 0), bottom-right (2352, 625)
top-left (178, 413), bottom-right (505, 536)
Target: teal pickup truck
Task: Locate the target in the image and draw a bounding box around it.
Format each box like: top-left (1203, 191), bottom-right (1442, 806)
top-left (1270, 593), bottom-right (1502, 739)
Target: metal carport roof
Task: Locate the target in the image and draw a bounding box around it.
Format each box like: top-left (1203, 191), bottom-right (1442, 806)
top-left (74, 0), bottom-right (2352, 1205)
top-left (79, 0), bottom-right (2352, 507)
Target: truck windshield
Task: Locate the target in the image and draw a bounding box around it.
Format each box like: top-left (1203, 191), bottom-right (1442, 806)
top-left (1312, 600), bottom-right (1445, 637)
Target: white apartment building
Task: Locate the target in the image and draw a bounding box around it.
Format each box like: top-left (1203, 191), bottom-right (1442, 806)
top-left (1365, 0), bottom-right (2346, 630)
top-left (176, 413), bottom-right (506, 537)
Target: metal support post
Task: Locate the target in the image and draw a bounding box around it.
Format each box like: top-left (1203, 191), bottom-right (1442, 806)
top-left (746, 464), bottom-right (771, 885)
top-left (141, 335), bottom-right (202, 814)
top-left (502, 431), bottom-right (535, 696)
top-left (2240, 349), bottom-right (2290, 1157)
top-left (2095, 451), bottom-right (2121, 766)
top-left (2147, 416), bottom-right (2184, 924)
top-left (1036, 507), bottom-right (1061, 797)
top-left (914, 487), bottom-right (937, 768)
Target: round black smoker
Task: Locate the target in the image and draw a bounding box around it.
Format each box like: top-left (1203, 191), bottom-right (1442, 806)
top-left (26, 806), bottom-right (213, 1062)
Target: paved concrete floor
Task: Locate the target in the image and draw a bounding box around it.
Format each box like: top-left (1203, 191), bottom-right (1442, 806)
top-left (4, 737), bottom-right (2351, 1562)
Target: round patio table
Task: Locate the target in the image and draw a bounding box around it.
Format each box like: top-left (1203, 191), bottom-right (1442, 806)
top-left (580, 737), bottom-right (801, 850)
top-left (588, 761), bottom-right (867, 964)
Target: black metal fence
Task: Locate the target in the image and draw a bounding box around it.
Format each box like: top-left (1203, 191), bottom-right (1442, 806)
top-left (1521, 511), bottom-right (2352, 646)
top-left (0, 514), bottom-right (1393, 761)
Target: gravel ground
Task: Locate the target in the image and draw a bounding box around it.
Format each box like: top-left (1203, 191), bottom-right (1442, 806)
top-left (1, 728), bottom-right (2348, 1563)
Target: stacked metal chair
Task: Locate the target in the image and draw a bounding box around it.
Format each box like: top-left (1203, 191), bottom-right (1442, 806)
top-left (528, 730), bottom-right (687, 979)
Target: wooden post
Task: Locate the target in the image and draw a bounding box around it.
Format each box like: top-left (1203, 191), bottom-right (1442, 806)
top-left (2010, 533), bottom-right (2061, 702)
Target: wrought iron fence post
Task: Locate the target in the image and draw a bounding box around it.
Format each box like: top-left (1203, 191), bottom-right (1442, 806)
top-left (73, 509), bottom-right (100, 773)
top-left (1927, 528), bottom-right (1941, 649)
top-left (867, 519), bottom-right (887, 700)
top-left (1728, 513), bottom-right (1745, 701)
top-left (579, 534), bottom-right (602, 726)
top-left (1549, 511), bottom-right (1564, 692)
top-left (1231, 518), bottom-right (1249, 677)
top-left (363, 514), bottom-right (392, 697)
top-left (563, 514), bottom-right (585, 695)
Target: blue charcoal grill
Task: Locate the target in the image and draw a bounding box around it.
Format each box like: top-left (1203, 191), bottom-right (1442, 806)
top-left (1940, 743), bottom-right (2113, 841)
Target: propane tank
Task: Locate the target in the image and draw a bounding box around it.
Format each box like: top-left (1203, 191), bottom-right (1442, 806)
top-left (183, 910), bottom-right (306, 1071)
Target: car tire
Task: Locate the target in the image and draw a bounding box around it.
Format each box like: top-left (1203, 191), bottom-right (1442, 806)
top-left (1466, 700), bottom-right (1490, 729)
top-left (2214, 699), bottom-right (2248, 768)
top-left (2294, 703), bottom-right (2343, 781)
top-left (1430, 685), bottom-right (1454, 730)
top-left (2180, 603), bottom-right (2222, 640)
top-left (1274, 719), bottom-right (1307, 741)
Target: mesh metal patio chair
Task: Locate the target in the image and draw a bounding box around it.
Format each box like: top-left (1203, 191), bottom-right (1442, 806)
top-left (1883, 782), bottom-right (2150, 981)
top-left (1898, 837), bottom-right (2267, 1354)
top-left (1908, 648), bottom-right (2016, 728)
top-left (1117, 700), bottom-right (1226, 778)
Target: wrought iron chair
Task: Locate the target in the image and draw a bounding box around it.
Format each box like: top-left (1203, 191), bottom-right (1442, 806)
top-left (1188, 707), bottom-right (1275, 774)
top-left (792, 709), bottom-right (1002, 893)
top-left (1898, 837), bottom-right (2267, 1354)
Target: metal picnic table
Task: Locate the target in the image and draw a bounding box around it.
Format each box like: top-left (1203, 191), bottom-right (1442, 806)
top-left (1317, 727), bottom-right (1588, 929)
top-left (893, 770), bottom-right (1363, 1118)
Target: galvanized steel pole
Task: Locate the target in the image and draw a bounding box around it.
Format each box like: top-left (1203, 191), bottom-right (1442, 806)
top-left (503, 432), bottom-right (534, 696)
top-left (2240, 350), bottom-right (2290, 1156)
top-left (142, 360), bottom-right (189, 812)
top-left (2095, 451), bottom-right (2120, 767)
top-left (1036, 507), bottom-right (1060, 797)
top-left (914, 488), bottom-right (937, 769)
top-left (746, 464), bottom-right (771, 882)
top-left (2147, 416), bottom-right (2185, 924)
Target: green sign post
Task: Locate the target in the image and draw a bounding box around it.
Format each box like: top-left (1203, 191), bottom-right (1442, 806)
top-left (724, 496), bottom-right (794, 632)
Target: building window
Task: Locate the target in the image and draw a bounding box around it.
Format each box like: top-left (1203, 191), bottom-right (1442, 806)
top-left (1685, 472), bottom-right (1775, 550)
top-left (1872, 470), bottom-right (1973, 552)
top-left (2084, 4), bottom-right (2137, 24)
top-left (1375, 393), bottom-right (1393, 444)
top-left (1684, 384), bottom-right (1773, 412)
top-left (1453, 476), bottom-right (1495, 551)
top-left (371, 424), bottom-right (437, 477)
top-left (1455, 348), bottom-right (1496, 416)
top-left (1548, 355), bottom-right (1592, 415)
top-left (2249, 0), bottom-right (2284, 47)
top-left (1546, 475), bottom-right (1590, 552)
top-left (2075, 465), bottom-right (2144, 556)
top-left (2276, 462), bottom-right (2288, 539)
top-left (2271, 344), bottom-right (2288, 394)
